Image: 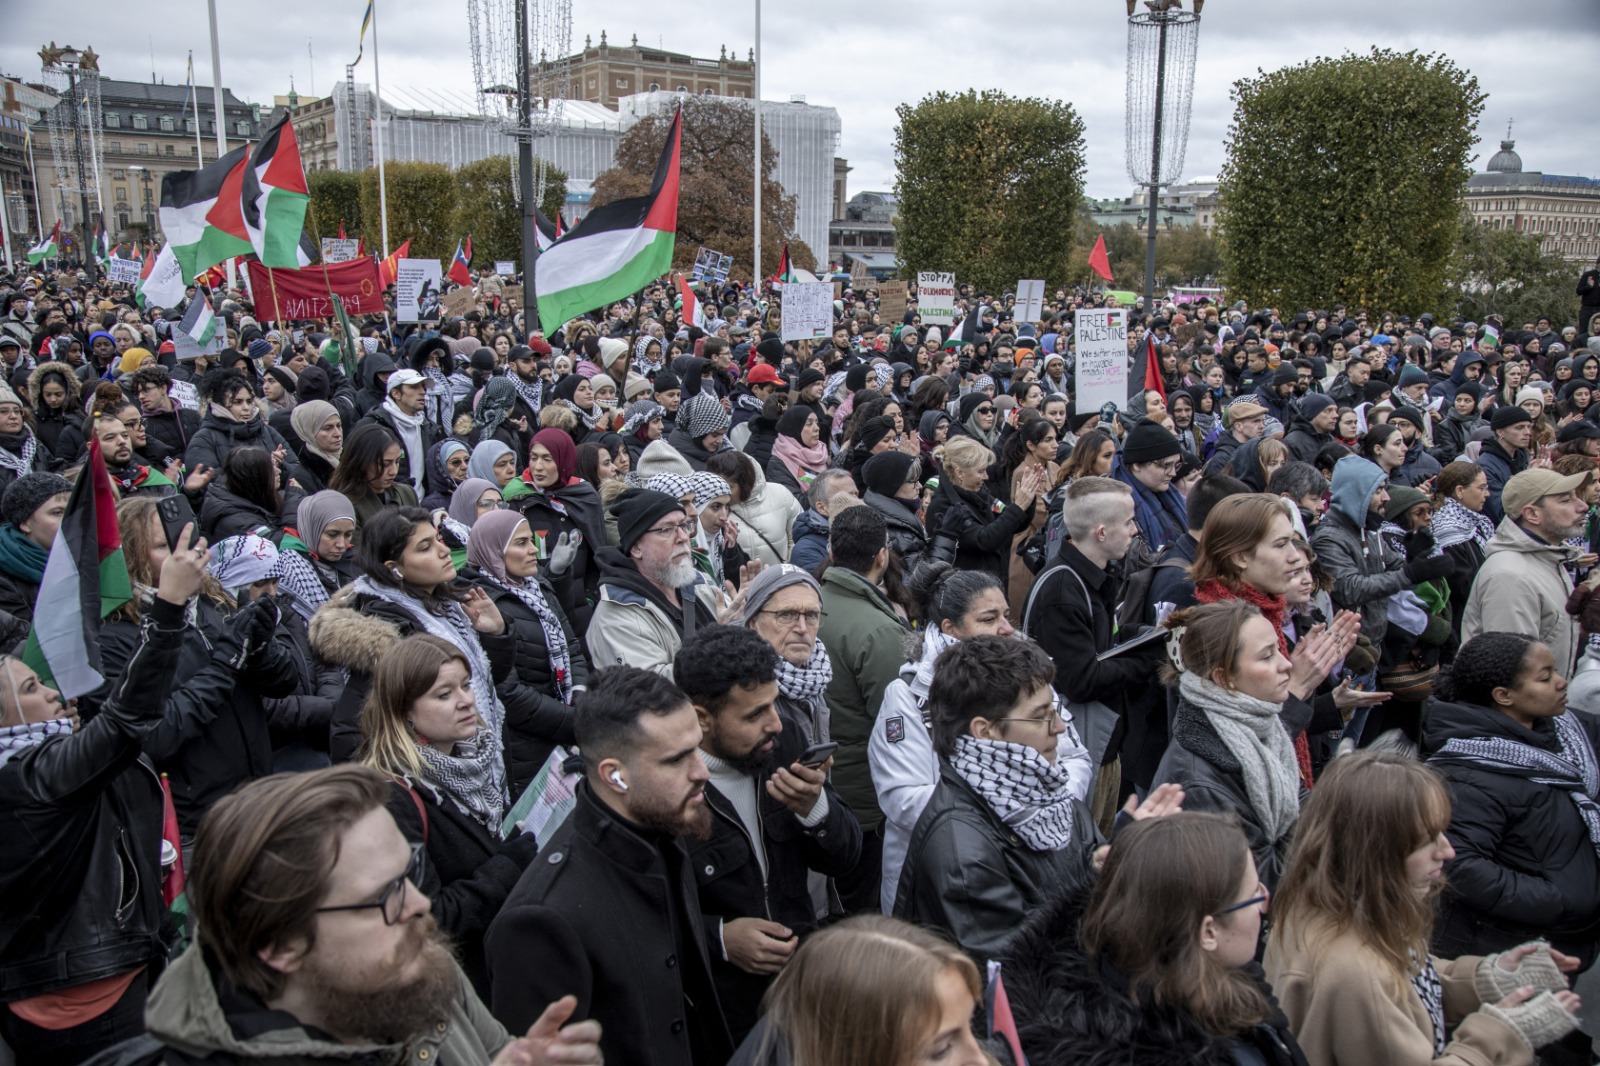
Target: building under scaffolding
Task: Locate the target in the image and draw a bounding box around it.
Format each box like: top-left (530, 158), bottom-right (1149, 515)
top-left (323, 83), bottom-right (840, 264)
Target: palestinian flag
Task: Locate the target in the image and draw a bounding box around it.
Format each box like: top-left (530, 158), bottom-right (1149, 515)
top-left (677, 272), bottom-right (706, 330)
top-left (985, 963), bottom-right (1030, 1066)
top-left (159, 774), bottom-right (189, 943)
top-left (136, 242), bottom-right (189, 311)
top-left (944, 307), bottom-right (977, 350)
top-left (241, 115), bottom-right (311, 267)
top-left (1142, 328), bottom-right (1165, 403)
top-left (379, 238), bottom-right (411, 289)
top-left (159, 143), bottom-right (255, 281)
top-left (177, 289), bottom-right (219, 355)
top-left (775, 243), bottom-right (794, 286)
top-left (92, 222), bottom-right (110, 267)
top-left (20, 437), bottom-right (133, 700)
top-left (448, 235), bottom-right (473, 287)
top-left (533, 106), bottom-right (681, 330)
top-left (534, 207), bottom-right (564, 252)
top-left (27, 221), bottom-right (60, 264)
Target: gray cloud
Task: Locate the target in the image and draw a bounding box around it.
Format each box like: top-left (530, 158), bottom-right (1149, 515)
top-left (4, 0), bottom-right (1594, 200)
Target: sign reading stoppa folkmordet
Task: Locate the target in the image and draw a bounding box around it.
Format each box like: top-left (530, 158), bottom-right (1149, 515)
top-left (1074, 308), bottom-right (1128, 415)
top-left (917, 272), bottom-right (955, 326)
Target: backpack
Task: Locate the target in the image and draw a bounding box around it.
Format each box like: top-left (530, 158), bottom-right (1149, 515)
top-left (1115, 552), bottom-right (1190, 630)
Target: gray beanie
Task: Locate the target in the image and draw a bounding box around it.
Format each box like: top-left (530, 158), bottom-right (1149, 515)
top-left (740, 563), bottom-right (824, 624)
top-left (2, 472), bottom-right (72, 528)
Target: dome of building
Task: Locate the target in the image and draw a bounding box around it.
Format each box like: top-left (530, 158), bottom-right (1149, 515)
top-left (1486, 138), bottom-right (1522, 174)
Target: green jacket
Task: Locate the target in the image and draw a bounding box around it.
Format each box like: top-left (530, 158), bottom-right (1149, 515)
top-left (131, 942), bottom-right (511, 1065)
top-left (818, 566), bottom-right (911, 830)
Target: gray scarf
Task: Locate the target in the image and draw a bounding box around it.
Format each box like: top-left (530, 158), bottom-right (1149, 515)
top-left (1178, 671), bottom-right (1301, 844)
top-left (948, 734), bottom-right (1080, 851)
top-left (409, 731), bottom-right (508, 831)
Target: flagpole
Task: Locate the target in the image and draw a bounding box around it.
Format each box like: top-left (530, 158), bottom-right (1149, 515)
top-left (206, 0), bottom-right (236, 292)
top-left (0, 174), bottom-right (12, 270)
top-left (188, 52), bottom-right (205, 164)
top-left (24, 131), bottom-right (43, 238)
top-left (370, 0), bottom-right (391, 258)
top-left (752, 0), bottom-right (761, 290)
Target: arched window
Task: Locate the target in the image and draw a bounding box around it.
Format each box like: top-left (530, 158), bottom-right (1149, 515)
top-left (131, 114), bottom-right (147, 130)
top-left (159, 115), bottom-right (175, 132)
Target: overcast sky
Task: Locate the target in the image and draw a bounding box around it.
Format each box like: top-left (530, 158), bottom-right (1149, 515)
top-left (4, 0), bottom-right (1595, 199)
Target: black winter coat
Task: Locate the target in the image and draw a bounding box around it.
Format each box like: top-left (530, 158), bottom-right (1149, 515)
top-left (487, 783), bottom-right (735, 1066)
top-left (924, 475), bottom-right (1033, 591)
top-left (142, 407), bottom-right (202, 471)
top-left (385, 781), bottom-right (537, 1000)
top-left (690, 720), bottom-right (862, 1039)
top-left (894, 761), bottom-right (1098, 964)
top-left (764, 454), bottom-right (808, 507)
top-left (183, 413), bottom-right (299, 485)
top-left (196, 483), bottom-right (301, 542)
top-left (1151, 698), bottom-right (1300, 890)
top-left (998, 883), bottom-right (1311, 1066)
top-left (356, 405), bottom-right (445, 497)
top-left (513, 481), bottom-right (606, 630)
top-left (1423, 699), bottom-right (1600, 970)
top-left (262, 604), bottom-right (343, 754)
top-left (0, 599), bottom-right (186, 1001)
top-left (462, 569), bottom-right (589, 795)
top-left (862, 489), bottom-right (929, 575)
top-left (98, 598), bottom-right (298, 837)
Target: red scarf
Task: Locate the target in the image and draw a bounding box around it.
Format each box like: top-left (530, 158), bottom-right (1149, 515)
top-left (1193, 579), bottom-right (1315, 789)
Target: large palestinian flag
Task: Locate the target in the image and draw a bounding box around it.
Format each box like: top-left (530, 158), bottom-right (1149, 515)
top-left (533, 106), bottom-right (681, 330)
top-left (21, 438), bottom-right (133, 699)
top-left (159, 114), bottom-right (309, 281)
top-left (27, 221), bottom-right (60, 264)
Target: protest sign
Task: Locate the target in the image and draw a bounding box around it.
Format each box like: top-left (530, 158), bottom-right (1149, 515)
top-left (502, 284), bottom-right (524, 306)
top-left (106, 257), bottom-right (142, 285)
top-left (441, 286), bottom-right (477, 317)
top-left (1015, 279), bottom-right (1046, 324)
top-left (917, 272), bottom-right (955, 325)
top-left (249, 258), bottom-right (387, 321)
top-left (879, 280), bottom-right (908, 320)
top-left (395, 259), bottom-right (443, 323)
top-left (494, 260), bottom-right (516, 276)
top-left (780, 281), bottom-right (835, 341)
top-left (1074, 308), bottom-right (1128, 415)
top-left (691, 247), bottom-right (733, 285)
top-left (319, 238), bottom-right (360, 263)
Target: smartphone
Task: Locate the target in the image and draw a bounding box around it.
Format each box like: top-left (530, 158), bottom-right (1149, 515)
top-left (157, 494), bottom-right (198, 552)
top-left (798, 741), bottom-right (838, 768)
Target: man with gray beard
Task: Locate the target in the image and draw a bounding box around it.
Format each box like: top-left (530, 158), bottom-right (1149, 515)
top-left (99, 765), bottom-right (600, 1065)
top-left (584, 487), bottom-right (729, 677)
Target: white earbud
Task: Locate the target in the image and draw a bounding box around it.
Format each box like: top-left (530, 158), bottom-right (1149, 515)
top-left (609, 770), bottom-right (628, 792)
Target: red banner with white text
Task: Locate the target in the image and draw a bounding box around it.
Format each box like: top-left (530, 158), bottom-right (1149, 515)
top-left (245, 257), bottom-right (386, 321)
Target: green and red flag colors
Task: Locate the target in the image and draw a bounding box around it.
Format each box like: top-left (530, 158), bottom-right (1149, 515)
top-left (159, 114), bottom-right (310, 281)
top-left (533, 106), bottom-right (681, 330)
top-left (677, 272), bottom-right (706, 330)
top-left (27, 221), bottom-right (60, 264)
top-left (21, 438), bottom-right (133, 699)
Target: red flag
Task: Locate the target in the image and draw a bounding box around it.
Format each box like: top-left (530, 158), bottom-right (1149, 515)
top-left (378, 239), bottom-right (411, 289)
top-left (1142, 329), bottom-right (1165, 402)
top-left (1088, 234), bottom-right (1113, 283)
top-left (338, 219), bottom-right (347, 240)
top-left (159, 774), bottom-right (186, 906)
top-left (250, 257), bottom-right (387, 319)
top-left (985, 964), bottom-right (1030, 1066)
top-left (448, 235), bottom-right (473, 287)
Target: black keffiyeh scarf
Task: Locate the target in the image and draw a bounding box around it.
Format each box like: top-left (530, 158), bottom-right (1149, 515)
top-left (949, 734), bottom-right (1081, 851)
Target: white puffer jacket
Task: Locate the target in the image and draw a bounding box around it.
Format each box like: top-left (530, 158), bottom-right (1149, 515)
top-left (730, 453), bottom-right (802, 565)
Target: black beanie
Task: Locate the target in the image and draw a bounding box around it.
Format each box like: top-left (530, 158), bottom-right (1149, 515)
top-left (1454, 381), bottom-right (1482, 401)
top-left (1122, 422), bottom-right (1182, 465)
top-left (777, 404), bottom-right (815, 441)
top-left (1069, 410), bottom-right (1102, 434)
top-left (652, 370), bottom-right (681, 394)
top-left (1271, 365), bottom-right (1298, 387)
top-left (796, 367), bottom-right (825, 391)
top-left (1, 472), bottom-right (72, 528)
top-left (862, 451), bottom-right (918, 497)
top-left (1298, 393), bottom-right (1335, 420)
top-left (612, 488), bottom-right (685, 554)
top-left (756, 337), bottom-right (785, 362)
top-left (1491, 405), bottom-right (1533, 430)
top-left (846, 364), bottom-right (871, 391)
top-left (854, 416), bottom-right (897, 452)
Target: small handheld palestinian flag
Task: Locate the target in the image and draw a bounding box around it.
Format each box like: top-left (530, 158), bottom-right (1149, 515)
top-left (27, 221), bottom-right (61, 264)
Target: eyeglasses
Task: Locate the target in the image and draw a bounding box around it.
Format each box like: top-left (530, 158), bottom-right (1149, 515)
top-left (758, 608), bottom-right (825, 628)
top-left (1155, 459), bottom-right (1182, 474)
top-left (975, 406), bottom-right (994, 415)
top-left (1217, 881), bottom-right (1269, 916)
top-left (645, 518), bottom-right (698, 539)
top-left (120, 417), bottom-right (146, 429)
top-left (992, 706), bottom-right (1065, 729)
top-left (315, 842), bottom-right (425, 926)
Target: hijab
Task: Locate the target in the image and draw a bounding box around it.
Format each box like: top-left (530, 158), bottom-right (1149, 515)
top-left (290, 400), bottom-right (341, 464)
top-left (468, 439), bottom-right (514, 483)
top-left (296, 490), bottom-right (356, 554)
top-left (449, 477), bottom-right (500, 529)
top-left (530, 427), bottom-right (577, 487)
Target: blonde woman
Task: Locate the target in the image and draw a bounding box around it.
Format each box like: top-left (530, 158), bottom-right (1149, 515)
top-left (729, 914), bottom-right (993, 1066)
top-left (1266, 750), bottom-right (1581, 1065)
top-left (924, 435), bottom-right (1040, 593)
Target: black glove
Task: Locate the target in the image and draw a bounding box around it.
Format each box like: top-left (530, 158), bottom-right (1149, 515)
top-left (230, 595), bottom-right (282, 658)
top-left (1403, 527), bottom-right (1437, 560)
top-left (1404, 553), bottom-right (1454, 584)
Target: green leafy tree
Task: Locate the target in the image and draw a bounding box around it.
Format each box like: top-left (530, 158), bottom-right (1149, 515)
top-left (1158, 224), bottom-right (1224, 286)
top-left (1217, 48), bottom-right (1484, 313)
top-left (306, 170), bottom-right (363, 245)
top-left (452, 156), bottom-right (568, 267)
top-left (893, 90), bottom-right (1085, 293)
top-left (1447, 211), bottom-right (1580, 327)
top-left (359, 161), bottom-right (459, 261)
top-left (590, 97), bottom-right (810, 276)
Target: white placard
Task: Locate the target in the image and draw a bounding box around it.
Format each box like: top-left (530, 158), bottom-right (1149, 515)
top-left (394, 258), bottom-right (443, 323)
top-left (106, 257), bottom-right (142, 284)
top-left (1016, 279), bottom-right (1045, 324)
top-left (779, 281), bottom-right (835, 342)
top-left (320, 238), bottom-right (361, 263)
top-left (916, 271), bottom-right (955, 325)
top-left (494, 260), bottom-right (516, 277)
top-left (1074, 309), bottom-right (1128, 415)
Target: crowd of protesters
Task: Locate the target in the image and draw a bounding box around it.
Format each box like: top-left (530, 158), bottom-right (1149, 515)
top-left (2, 255), bottom-right (1600, 1066)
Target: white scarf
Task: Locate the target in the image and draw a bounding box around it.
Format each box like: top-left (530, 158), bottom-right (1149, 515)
top-left (382, 398), bottom-right (426, 493)
top-left (351, 576), bottom-right (505, 743)
top-left (1178, 671), bottom-right (1301, 843)
top-left (948, 734), bottom-right (1081, 851)
top-left (0, 717), bottom-right (74, 768)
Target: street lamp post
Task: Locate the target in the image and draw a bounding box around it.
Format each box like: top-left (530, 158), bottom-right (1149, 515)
top-left (58, 47), bottom-right (97, 284)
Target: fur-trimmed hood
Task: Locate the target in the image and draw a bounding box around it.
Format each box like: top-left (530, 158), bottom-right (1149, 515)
top-left (307, 584), bottom-right (401, 675)
top-left (27, 360), bottom-right (80, 415)
top-left (996, 883), bottom-right (1307, 1066)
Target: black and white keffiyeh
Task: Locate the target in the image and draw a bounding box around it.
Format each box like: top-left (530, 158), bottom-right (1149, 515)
top-left (0, 432), bottom-right (38, 478)
top-left (420, 365), bottom-right (455, 430)
top-left (1411, 953), bottom-right (1447, 1055)
top-left (775, 640), bottom-right (832, 702)
top-left (1431, 710), bottom-right (1600, 853)
top-left (560, 398), bottom-right (607, 432)
top-left (483, 573), bottom-right (574, 705)
top-left (509, 371), bottom-right (545, 416)
top-left (1430, 497), bottom-right (1495, 551)
top-left (949, 734), bottom-right (1080, 851)
top-left (411, 731), bottom-right (508, 830)
top-left (0, 717), bottom-right (74, 768)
